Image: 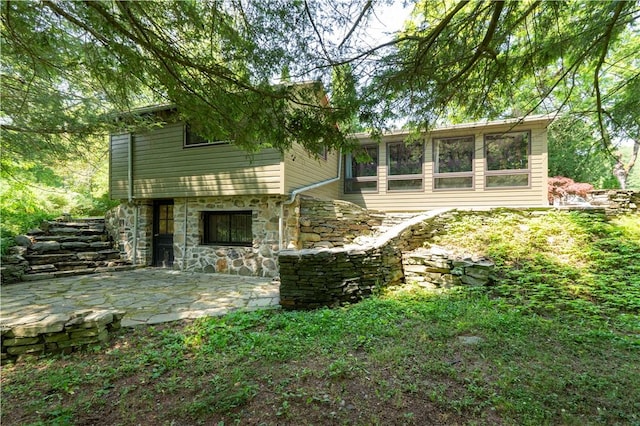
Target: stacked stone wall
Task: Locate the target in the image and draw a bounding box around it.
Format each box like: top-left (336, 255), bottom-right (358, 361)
top-left (403, 246), bottom-right (495, 289)
top-left (1, 310), bottom-right (124, 365)
top-left (588, 190), bottom-right (639, 215)
top-left (279, 208), bottom-right (560, 309)
top-left (298, 197), bottom-right (383, 249)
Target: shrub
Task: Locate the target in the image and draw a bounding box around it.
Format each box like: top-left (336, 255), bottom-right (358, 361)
top-left (547, 176), bottom-right (594, 204)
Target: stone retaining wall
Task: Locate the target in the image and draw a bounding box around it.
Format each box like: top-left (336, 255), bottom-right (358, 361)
top-left (279, 208), bottom-right (558, 309)
top-left (1, 310), bottom-right (124, 365)
top-left (403, 246), bottom-right (495, 289)
top-left (298, 197), bottom-right (383, 249)
top-left (279, 210), bottom-right (452, 309)
top-left (589, 189), bottom-right (639, 214)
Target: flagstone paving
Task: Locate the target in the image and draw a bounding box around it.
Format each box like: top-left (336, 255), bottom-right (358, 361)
top-left (0, 268), bottom-right (280, 328)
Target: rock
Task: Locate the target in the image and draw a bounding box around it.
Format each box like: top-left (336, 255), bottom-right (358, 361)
top-left (14, 235), bottom-right (33, 247)
top-left (31, 241), bottom-right (61, 253)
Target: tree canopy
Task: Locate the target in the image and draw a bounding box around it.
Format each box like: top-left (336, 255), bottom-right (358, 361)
top-left (1, 0), bottom-right (639, 177)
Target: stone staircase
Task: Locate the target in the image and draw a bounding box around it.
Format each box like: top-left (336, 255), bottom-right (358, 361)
top-left (16, 217), bottom-right (134, 281)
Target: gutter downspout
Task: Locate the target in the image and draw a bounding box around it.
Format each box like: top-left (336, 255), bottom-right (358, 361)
top-left (127, 133), bottom-right (133, 203)
top-left (279, 150), bottom-right (343, 250)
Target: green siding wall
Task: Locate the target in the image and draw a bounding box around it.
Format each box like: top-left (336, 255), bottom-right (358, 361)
top-left (110, 123), bottom-right (283, 200)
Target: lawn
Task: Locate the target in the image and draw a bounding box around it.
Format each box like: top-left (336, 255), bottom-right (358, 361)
top-left (1, 210), bottom-right (639, 425)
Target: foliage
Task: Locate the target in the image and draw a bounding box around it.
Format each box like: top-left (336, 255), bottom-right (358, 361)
top-left (432, 210), bottom-right (640, 320)
top-left (547, 176), bottom-right (594, 204)
top-left (548, 115), bottom-right (619, 188)
top-left (2, 211), bottom-right (639, 424)
top-left (0, 141), bottom-right (116, 254)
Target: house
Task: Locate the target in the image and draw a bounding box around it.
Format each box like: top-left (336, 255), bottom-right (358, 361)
top-left (107, 111), bottom-right (552, 277)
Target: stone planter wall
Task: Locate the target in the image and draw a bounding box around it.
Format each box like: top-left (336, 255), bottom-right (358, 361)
top-left (279, 208), bottom-right (562, 309)
top-left (1, 309), bottom-right (124, 365)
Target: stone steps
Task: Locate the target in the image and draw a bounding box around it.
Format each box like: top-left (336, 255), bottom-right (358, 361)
top-left (2, 217), bottom-right (133, 283)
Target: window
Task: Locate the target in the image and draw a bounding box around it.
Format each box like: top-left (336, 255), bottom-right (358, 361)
top-left (387, 141), bottom-right (424, 191)
top-left (202, 211), bottom-right (253, 246)
top-left (433, 136), bottom-right (474, 190)
top-left (184, 124), bottom-right (228, 147)
top-left (345, 145), bottom-right (378, 193)
top-left (485, 131), bottom-right (530, 188)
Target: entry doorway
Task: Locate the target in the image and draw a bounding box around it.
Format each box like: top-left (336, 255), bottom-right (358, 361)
top-left (153, 200), bottom-right (174, 267)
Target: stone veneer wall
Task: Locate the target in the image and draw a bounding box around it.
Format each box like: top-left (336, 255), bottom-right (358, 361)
top-left (107, 196), bottom-right (300, 277)
top-left (105, 202), bottom-right (153, 266)
top-left (1, 310), bottom-right (124, 365)
top-left (297, 197), bottom-right (383, 249)
top-left (172, 195), bottom-right (298, 277)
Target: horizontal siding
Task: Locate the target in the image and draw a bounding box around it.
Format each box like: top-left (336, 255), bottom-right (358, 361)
top-left (342, 120), bottom-right (549, 212)
top-left (283, 142), bottom-right (340, 200)
top-left (110, 123), bottom-right (283, 199)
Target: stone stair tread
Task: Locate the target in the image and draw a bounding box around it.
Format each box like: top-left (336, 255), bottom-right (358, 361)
top-left (32, 235), bottom-right (104, 243)
top-left (9, 216), bottom-right (132, 283)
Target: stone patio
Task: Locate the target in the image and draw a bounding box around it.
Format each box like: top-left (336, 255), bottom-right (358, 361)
top-left (0, 268), bottom-right (280, 328)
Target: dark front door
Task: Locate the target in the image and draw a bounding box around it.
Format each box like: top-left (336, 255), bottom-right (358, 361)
top-left (153, 200), bottom-right (174, 267)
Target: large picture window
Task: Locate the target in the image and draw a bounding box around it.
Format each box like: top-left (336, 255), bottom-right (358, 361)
top-left (345, 145), bottom-right (378, 193)
top-left (433, 136), bottom-right (474, 189)
top-left (485, 131), bottom-right (530, 188)
top-left (387, 141), bottom-right (424, 191)
top-left (202, 211), bottom-right (253, 246)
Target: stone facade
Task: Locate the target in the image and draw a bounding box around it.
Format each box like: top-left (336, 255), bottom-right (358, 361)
top-left (105, 202), bottom-right (153, 266)
top-left (108, 195), bottom-right (299, 277)
top-left (173, 195), bottom-right (298, 277)
top-left (1, 309), bottom-right (124, 365)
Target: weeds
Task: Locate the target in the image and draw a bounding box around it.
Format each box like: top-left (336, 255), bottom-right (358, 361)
top-left (2, 211), bottom-right (639, 425)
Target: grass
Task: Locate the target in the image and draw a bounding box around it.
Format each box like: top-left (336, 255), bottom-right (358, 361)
top-left (1, 210), bottom-right (639, 425)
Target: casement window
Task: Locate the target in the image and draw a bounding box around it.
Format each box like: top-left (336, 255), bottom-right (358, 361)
top-left (345, 145), bottom-right (378, 193)
top-left (387, 141), bottom-right (424, 191)
top-left (202, 211), bottom-right (253, 246)
top-left (484, 131), bottom-right (531, 188)
top-left (184, 124), bottom-right (229, 147)
top-left (433, 136), bottom-right (475, 190)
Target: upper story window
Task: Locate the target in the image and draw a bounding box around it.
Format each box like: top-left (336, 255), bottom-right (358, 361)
top-left (387, 140), bottom-right (424, 191)
top-left (202, 211), bottom-right (253, 246)
top-left (484, 131), bottom-right (530, 188)
top-left (345, 145), bottom-right (378, 193)
top-left (184, 124), bottom-right (228, 147)
top-left (433, 136), bottom-right (475, 190)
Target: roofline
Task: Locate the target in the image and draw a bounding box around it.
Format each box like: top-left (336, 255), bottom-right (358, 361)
top-left (352, 114), bottom-right (556, 139)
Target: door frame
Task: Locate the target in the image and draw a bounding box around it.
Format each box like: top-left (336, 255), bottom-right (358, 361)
top-left (152, 199), bottom-right (174, 267)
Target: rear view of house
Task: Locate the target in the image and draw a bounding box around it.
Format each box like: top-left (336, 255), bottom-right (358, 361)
top-left (107, 112), bottom-right (551, 277)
